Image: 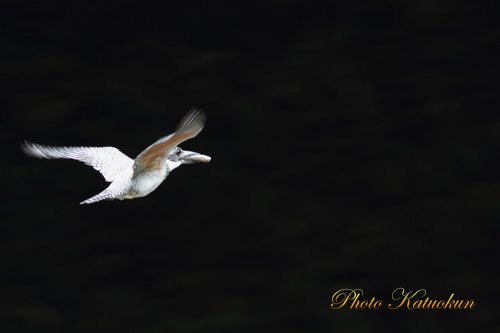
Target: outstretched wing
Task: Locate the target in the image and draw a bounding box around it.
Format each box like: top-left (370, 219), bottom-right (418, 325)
top-left (133, 108), bottom-right (206, 173)
top-left (21, 142), bottom-right (134, 182)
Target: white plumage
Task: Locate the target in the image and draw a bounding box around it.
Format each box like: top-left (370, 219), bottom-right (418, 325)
top-left (22, 108), bottom-right (211, 204)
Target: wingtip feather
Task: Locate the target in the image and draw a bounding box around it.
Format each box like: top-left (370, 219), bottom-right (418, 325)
top-left (20, 141), bottom-right (39, 157)
top-left (177, 107), bottom-right (207, 132)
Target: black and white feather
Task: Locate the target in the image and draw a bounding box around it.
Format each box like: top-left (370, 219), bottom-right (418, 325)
top-left (21, 142), bottom-right (134, 182)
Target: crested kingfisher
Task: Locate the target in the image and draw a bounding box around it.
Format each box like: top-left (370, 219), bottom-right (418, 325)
top-left (22, 108), bottom-right (211, 204)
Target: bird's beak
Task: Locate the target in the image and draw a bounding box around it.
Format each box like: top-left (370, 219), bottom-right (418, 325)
top-left (182, 150), bottom-right (211, 164)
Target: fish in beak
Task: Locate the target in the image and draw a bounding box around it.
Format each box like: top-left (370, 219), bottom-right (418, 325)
top-left (181, 150), bottom-right (211, 164)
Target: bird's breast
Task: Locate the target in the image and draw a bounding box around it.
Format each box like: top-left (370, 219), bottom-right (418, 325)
top-left (130, 170), bottom-right (168, 197)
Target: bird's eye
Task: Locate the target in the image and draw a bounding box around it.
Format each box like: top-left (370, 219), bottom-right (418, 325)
top-left (176, 148), bottom-right (182, 156)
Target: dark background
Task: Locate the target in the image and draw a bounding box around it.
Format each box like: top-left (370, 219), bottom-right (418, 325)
top-left (2, 0), bottom-right (499, 332)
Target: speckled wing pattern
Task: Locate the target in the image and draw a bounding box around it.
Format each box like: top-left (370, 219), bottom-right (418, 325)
top-left (21, 142), bottom-right (134, 182)
top-left (133, 108), bottom-right (206, 173)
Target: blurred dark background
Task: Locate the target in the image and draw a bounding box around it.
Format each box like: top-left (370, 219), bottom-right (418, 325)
top-left (2, 0), bottom-right (499, 332)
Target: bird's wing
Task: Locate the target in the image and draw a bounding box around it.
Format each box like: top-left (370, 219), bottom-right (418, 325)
top-left (21, 142), bottom-right (134, 182)
top-left (133, 108), bottom-right (206, 173)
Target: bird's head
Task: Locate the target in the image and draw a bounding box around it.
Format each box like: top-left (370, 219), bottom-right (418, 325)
top-left (167, 147), bottom-right (211, 169)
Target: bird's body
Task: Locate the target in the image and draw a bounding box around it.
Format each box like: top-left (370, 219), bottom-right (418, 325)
top-left (22, 109), bottom-right (210, 204)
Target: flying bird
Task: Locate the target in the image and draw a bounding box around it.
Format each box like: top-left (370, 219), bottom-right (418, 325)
top-left (22, 108), bottom-right (211, 204)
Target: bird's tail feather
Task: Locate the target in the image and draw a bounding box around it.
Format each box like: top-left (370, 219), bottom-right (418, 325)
top-left (80, 193), bottom-right (110, 205)
top-left (80, 184), bottom-right (123, 205)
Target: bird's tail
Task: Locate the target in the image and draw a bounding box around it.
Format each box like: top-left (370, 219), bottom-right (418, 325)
top-left (80, 183), bottom-right (124, 205)
top-left (80, 191), bottom-right (115, 205)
